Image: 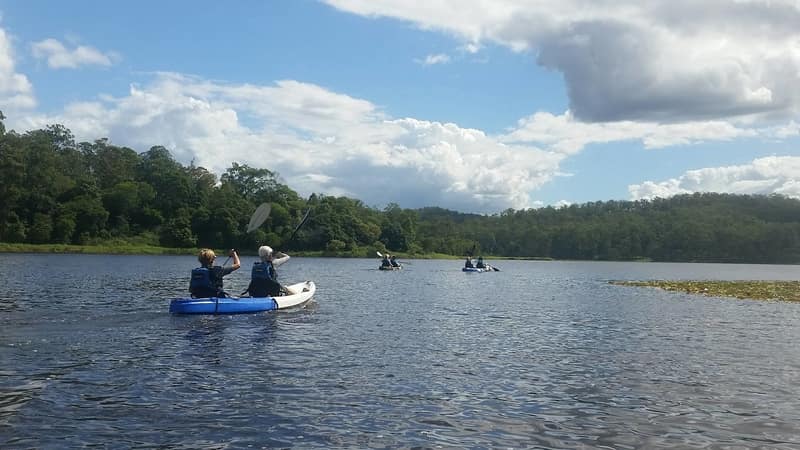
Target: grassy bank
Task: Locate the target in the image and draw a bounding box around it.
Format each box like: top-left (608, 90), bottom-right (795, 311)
top-left (611, 280), bottom-right (800, 302)
top-left (0, 242), bottom-right (197, 255)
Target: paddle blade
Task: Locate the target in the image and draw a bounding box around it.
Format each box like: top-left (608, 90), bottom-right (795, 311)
top-left (246, 203), bottom-right (271, 233)
top-left (376, 251), bottom-right (383, 258)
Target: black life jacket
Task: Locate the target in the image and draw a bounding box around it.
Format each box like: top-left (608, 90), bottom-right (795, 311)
top-left (189, 267), bottom-right (224, 298)
top-left (246, 261), bottom-right (282, 297)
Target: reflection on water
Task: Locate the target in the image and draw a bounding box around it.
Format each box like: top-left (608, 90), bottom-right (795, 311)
top-left (1, 254), bottom-right (799, 448)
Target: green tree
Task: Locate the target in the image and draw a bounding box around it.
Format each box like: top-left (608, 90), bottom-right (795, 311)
top-left (28, 212), bottom-right (53, 244)
top-left (82, 139), bottom-right (139, 190)
top-left (160, 213), bottom-right (196, 248)
top-left (221, 163), bottom-right (292, 203)
top-left (381, 203), bottom-right (418, 251)
top-left (136, 146), bottom-right (192, 220)
top-left (103, 181), bottom-right (156, 233)
top-left (62, 194), bottom-right (109, 243)
top-left (1, 212), bottom-right (26, 242)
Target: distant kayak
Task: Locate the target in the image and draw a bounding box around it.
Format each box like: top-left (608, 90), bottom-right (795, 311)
top-left (462, 267), bottom-right (494, 273)
top-left (379, 265), bottom-right (402, 270)
top-left (169, 281), bottom-right (315, 314)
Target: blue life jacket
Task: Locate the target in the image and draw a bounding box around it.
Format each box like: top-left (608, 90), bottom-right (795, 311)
top-left (247, 261), bottom-right (281, 297)
top-left (189, 267), bottom-right (224, 298)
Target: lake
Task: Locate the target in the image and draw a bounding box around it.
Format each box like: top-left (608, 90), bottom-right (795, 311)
top-left (1, 254), bottom-right (799, 448)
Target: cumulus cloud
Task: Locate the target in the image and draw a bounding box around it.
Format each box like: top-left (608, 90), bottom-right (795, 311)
top-left (323, 0), bottom-right (800, 123)
top-left (31, 38), bottom-right (117, 69)
top-left (0, 27), bottom-right (35, 110)
top-left (629, 156), bottom-right (800, 200)
top-left (20, 73), bottom-right (562, 213)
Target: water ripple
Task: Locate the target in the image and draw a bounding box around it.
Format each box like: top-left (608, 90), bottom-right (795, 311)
top-left (1, 255), bottom-right (799, 448)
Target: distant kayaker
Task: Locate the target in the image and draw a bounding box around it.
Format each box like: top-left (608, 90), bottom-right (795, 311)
top-left (381, 254), bottom-right (392, 268)
top-left (242, 245), bottom-right (290, 297)
top-left (464, 257), bottom-right (474, 268)
top-left (390, 255), bottom-right (401, 267)
top-left (476, 256), bottom-right (486, 269)
top-left (189, 248), bottom-right (240, 298)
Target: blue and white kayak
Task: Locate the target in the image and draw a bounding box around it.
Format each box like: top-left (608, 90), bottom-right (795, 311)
top-left (379, 265), bottom-right (402, 270)
top-left (170, 281), bottom-right (315, 314)
top-left (462, 267), bottom-right (493, 273)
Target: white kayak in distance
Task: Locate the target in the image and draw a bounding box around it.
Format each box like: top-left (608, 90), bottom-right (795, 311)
top-left (462, 266), bottom-right (496, 273)
top-left (169, 281), bottom-right (316, 314)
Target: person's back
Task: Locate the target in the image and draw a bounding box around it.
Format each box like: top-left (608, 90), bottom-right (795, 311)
top-left (244, 245), bottom-right (290, 297)
top-left (381, 256), bottom-right (392, 267)
top-left (190, 248), bottom-right (240, 298)
top-left (248, 260), bottom-right (282, 297)
top-left (476, 257), bottom-right (485, 269)
top-left (464, 257), bottom-right (474, 268)
top-left (190, 266), bottom-right (219, 298)
top-left (390, 256), bottom-right (400, 267)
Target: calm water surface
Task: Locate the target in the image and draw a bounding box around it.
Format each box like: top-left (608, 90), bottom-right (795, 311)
top-left (1, 255), bottom-right (799, 448)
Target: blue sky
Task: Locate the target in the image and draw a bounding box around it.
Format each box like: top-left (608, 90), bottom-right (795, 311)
top-left (1, 0), bottom-right (799, 213)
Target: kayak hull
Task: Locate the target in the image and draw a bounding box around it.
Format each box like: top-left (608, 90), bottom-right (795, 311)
top-left (170, 281), bottom-right (315, 314)
top-left (462, 267), bottom-right (492, 273)
top-left (379, 265), bottom-right (402, 270)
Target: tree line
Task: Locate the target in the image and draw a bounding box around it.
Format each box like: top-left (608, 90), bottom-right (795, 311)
top-left (1, 115), bottom-right (799, 263)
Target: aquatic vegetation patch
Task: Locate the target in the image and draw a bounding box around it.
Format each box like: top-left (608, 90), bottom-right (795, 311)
top-left (611, 280), bottom-right (800, 302)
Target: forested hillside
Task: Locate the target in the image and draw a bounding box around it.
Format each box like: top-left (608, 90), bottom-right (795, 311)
top-left (2, 117), bottom-right (799, 263)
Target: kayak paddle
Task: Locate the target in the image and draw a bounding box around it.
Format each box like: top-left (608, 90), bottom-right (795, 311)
top-left (247, 203), bottom-right (272, 233)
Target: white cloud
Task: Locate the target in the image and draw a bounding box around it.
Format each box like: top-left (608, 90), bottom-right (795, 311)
top-left (629, 156), bottom-right (800, 200)
top-left (504, 111), bottom-right (756, 154)
top-left (19, 73), bottom-right (562, 213)
top-left (461, 42), bottom-right (481, 54)
top-left (324, 0), bottom-right (800, 123)
top-left (31, 38), bottom-right (117, 69)
top-left (0, 27), bottom-right (35, 110)
top-left (767, 121), bottom-right (800, 139)
top-left (417, 53), bottom-right (451, 65)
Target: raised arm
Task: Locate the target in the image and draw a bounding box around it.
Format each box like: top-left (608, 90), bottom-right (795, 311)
top-left (230, 249), bottom-right (241, 271)
top-left (272, 251), bottom-right (290, 268)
